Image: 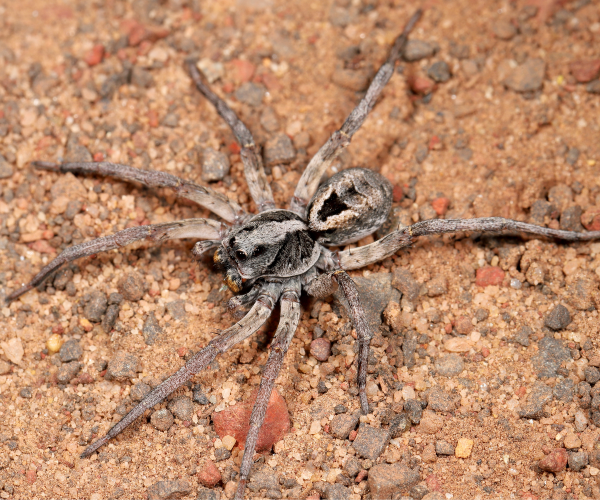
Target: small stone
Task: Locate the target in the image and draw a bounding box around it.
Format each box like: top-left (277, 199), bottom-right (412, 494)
top-left (46, 334), bottom-right (63, 355)
top-left (352, 424), bottom-right (390, 460)
top-left (193, 385), bottom-right (210, 405)
top-left (544, 305), bottom-right (571, 330)
top-left (84, 44), bottom-right (105, 66)
top-left (330, 412), bottom-right (360, 440)
top-left (65, 135), bottom-right (92, 162)
top-left (582, 208), bottom-right (600, 231)
top-left (197, 460), bottom-right (222, 488)
top-left (214, 447), bottom-right (231, 462)
top-left (560, 206), bottom-right (584, 232)
top-left (585, 367), bottom-right (600, 385)
top-left (84, 290), bottom-right (108, 323)
top-left (264, 133), bottom-right (296, 166)
top-left (1, 338), bottom-right (24, 365)
top-left (475, 266), bottom-right (505, 287)
top-left (130, 382), bottom-right (151, 401)
top-left (454, 438), bottom-right (473, 458)
top-left (162, 113), bottom-right (179, 128)
top-left (563, 432), bottom-right (582, 450)
top-left (422, 443), bottom-right (437, 463)
top-left (569, 59), bottom-right (600, 83)
top-left (0, 154), bottom-right (14, 179)
top-left (166, 300), bottom-right (187, 321)
top-left (147, 480), bottom-right (191, 500)
top-left (514, 325), bottom-right (533, 347)
top-left (106, 351), bottom-right (140, 381)
top-left (568, 451), bottom-right (588, 472)
top-left (213, 388), bottom-right (290, 452)
top-left (59, 339), bottom-right (83, 363)
top-left (529, 199), bottom-right (554, 225)
top-left (403, 40), bottom-right (436, 61)
top-left (548, 184), bottom-right (573, 211)
top-left (222, 435), bottom-right (236, 450)
top-left (553, 378), bottom-right (574, 403)
top-left (427, 386), bottom-right (456, 412)
top-left (151, 409), bottom-right (174, 431)
top-left (102, 304), bottom-right (120, 333)
top-left (196, 487), bottom-right (220, 500)
top-left (427, 276), bottom-right (447, 297)
top-left (0, 360), bottom-right (11, 375)
top-left (19, 387), bottom-right (33, 399)
top-left (574, 411), bottom-right (589, 432)
top-left (503, 58), bottom-right (546, 92)
top-left (538, 448), bottom-right (568, 472)
top-left (344, 458), bottom-right (362, 477)
top-left (201, 147), bottom-right (230, 182)
top-left (454, 315), bottom-right (473, 335)
top-left (391, 268), bottom-right (420, 302)
top-left (131, 66), bottom-right (155, 88)
top-left (310, 338), bottom-right (331, 362)
top-left (518, 382), bottom-right (553, 419)
top-left (331, 66), bottom-right (370, 91)
top-left (435, 354), bottom-right (464, 377)
top-left (492, 20), bottom-right (517, 40)
top-left (404, 399), bottom-right (423, 424)
top-left (390, 413), bottom-right (411, 438)
top-left (234, 82), bottom-right (266, 107)
top-left (368, 463), bottom-right (420, 498)
top-left (566, 147), bottom-right (580, 166)
top-left (565, 274), bottom-right (598, 311)
top-left (419, 410), bottom-right (444, 434)
top-left (474, 308), bottom-right (489, 322)
top-left (431, 197), bottom-right (450, 215)
top-left (334, 404), bottom-right (347, 414)
top-left (260, 107), bottom-right (280, 132)
top-left (427, 61), bottom-right (451, 83)
top-left (117, 272), bottom-right (145, 301)
top-left (57, 361), bottom-right (82, 384)
top-left (435, 440), bottom-right (455, 455)
top-left (587, 79), bottom-right (600, 94)
top-left (143, 313), bottom-right (164, 346)
top-left (168, 396), bottom-right (194, 421)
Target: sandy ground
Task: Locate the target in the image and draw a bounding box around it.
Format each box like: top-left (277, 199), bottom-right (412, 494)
top-left (1, 0), bottom-right (600, 499)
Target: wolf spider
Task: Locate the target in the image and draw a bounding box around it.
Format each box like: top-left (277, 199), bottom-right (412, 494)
top-left (7, 9), bottom-right (600, 500)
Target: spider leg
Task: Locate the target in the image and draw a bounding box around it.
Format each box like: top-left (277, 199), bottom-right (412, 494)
top-left (336, 217), bottom-right (600, 270)
top-left (305, 270), bottom-right (372, 414)
top-left (289, 10), bottom-right (422, 216)
top-left (187, 62), bottom-right (276, 213)
top-left (6, 218), bottom-right (226, 303)
top-left (33, 161), bottom-right (247, 224)
top-left (81, 280), bottom-right (283, 458)
top-left (234, 277), bottom-right (301, 500)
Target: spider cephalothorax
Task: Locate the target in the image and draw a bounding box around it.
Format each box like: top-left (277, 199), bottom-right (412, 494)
top-left (6, 9), bottom-right (600, 500)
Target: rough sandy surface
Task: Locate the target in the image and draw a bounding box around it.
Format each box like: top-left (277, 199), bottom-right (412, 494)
top-left (1, 0), bottom-right (600, 499)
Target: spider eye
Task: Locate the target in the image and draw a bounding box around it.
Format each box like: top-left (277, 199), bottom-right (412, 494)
top-left (235, 250), bottom-right (247, 261)
top-left (253, 245), bottom-right (265, 257)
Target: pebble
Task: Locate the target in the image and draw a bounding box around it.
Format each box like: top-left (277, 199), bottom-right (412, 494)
top-left (538, 448), bottom-right (568, 472)
top-left (260, 107), bottom-right (280, 132)
top-left (422, 443), bottom-right (437, 463)
top-left (193, 385), bottom-right (210, 405)
top-left (569, 59), bottom-right (600, 83)
top-left (392, 268), bottom-right (420, 302)
top-left (151, 409), bottom-right (174, 431)
top-left (568, 450), bottom-right (588, 472)
top-left (221, 435), bottom-right (236, 450)
top-left (404, 399), bottom-right (423, 424)
top-left (574, 410), bottom-right (589, 432)
top-left (247, 467), bottom-right (280, 492)
top-left (59, 339), bottom-right (83, 363)
top-left (331, 66), bottom-right (370, 91)
top-left (84, 44), bottom-right (105, 66)
top-left (212, 388), bottom-right (290, 452)
top-left (492, 20), bottom-right (517, 40)
top-left (147, 480), bottom-right (191, 500)
top-left (503, 58), bottom-right (546, 92)
top-left (427, 61), bottom-right (451, 83)
top-left (518, 382), bottom-right (553, 419)
top-left (560, 206), bottom-right (583, 232)
top-left (1, 338), bottom-right (24, 364)
top-left (117, 272), bottom-right (145, 301)
top-left (582, 208), bottom-right (600, 231)
top-left (196, 487), bottom-right (220, 500)
top-left (264, 133), bottom-right (296, 166)
top-left (367, 463), bottom-right (420, 498)
top-left (529, 199), bottom-right (553, 225)
top-left (585, 367), bottom-right (600, 385)
top-left (19, 387), bottom-right (33, 399)
top-left (330, 412), bottom-right (360, 440)
top-left (352, 424), bottom-right (390, 460)
top-left (102, 304), bottom-right (120, 333)
top-left (334, 404), bottom-right (348, 415)
top-left (553, 378), bottom-right (574, 403)
top-left (46, 334), bottom-right (63, 355)
top-left (403, 40), bottom-right (436, 61)
top-left (565, 274), bottom-right (598, 311)
top-left (514, 325), bottom-right (532, 347)
top-left (166, 300), bottom-right (187, 321)
top-left (65, 136), bottom-right (92, 162)
top-left (57, 361), bottom-right (82, 384)
top-left (167, 396), bottom-right (194, 421)
top-left (454, 438), bottom-right (473, 458)
top-left (201, 147), bottom-right (230, 182)
top-left (427, 386), bottom-right (457, 412)
top-left (431, 197), bottom-right (450, 215)
top-left (214, 447), bottom-right (231, 462)
top-left (0, 360), bottom-right (11, 375)
top-left (84, 290), bottom-right (108, 323)
top-left (427, 276), bottom-right (447, 297)
top-left (131, 66), bottom-right (154, 88)
top-left (105, 351), bottom-right (140, 381)
top-left (565, 147), bottom-right (580, 166)
top-left (587, 80), bottom-right (600, 94)
top-left (435, 354), bottom-right (464, 377)
top-left (162, 113), bottom-right (179, 128)
top-left (419, 410), bottom-right (444, 434)
top-left (390, 413), bottom-right (411, 438)
top-left (563, 432), bottom-right (582, 450)
top-left (548, 184), bottom-right (573, 211)
top-left (143, 312), bottom-right (164, 346)
top-left (435, 440), bottom-right (455, 455)
top-left (454, 315), bottom-right (473, 335)
top-left (0, 154), bottom-right (14, 179)
top-left (197, 460), bottom-right (222, 487)
top-left (234, 82), bottom-right (266, 107)
top-left (130, 382), bottom-right (151, 401)
top-left (475, 266), bottom-right (505, 287)
top-left (544, 304), bottom-right (571, 330)
top-left (310, 338), bottom-right (331, 361)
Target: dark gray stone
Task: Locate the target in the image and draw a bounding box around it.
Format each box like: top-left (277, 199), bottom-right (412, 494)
top-left (344, 457), bottom-right (362, 477)
top-left (389, 413), bottom-right (411, 438)
top-left (403, 40), bottom-right (436, 61)
top-left (322, 483), bottom-right (350, 500)
top-left (162, 113), bottom-right (179, 128)
top-left (214, 447), bottom-right (231, 462)
top-left (434, 354), bottom-right (464, 377)
top-left (234, 82), bottom-right (266, 107)
top-left (514, 325), bottom-right (533, 347)
top-left (102, 304), bottom-right (120, 333)
top-left (193, 385), bottom-right (210, 405)
top-left (392, 268), bottom-right (420, 302)
top-left (553, 378), bottom-right (575, 403)
top-left (330, 412), bottom-right (360, 439)
top-left (117, 272), bottom-right (145, 301)
top-left (568, 451), bottom-right (588, 472)
top-left (352, 424), bottom-right (390, 460)
top-left (166, 300), bottom-right (187, 321)
top-left (264, 133), bottom-right (296, 166)
top-left (533, 336), bottom-right (571, 379)
top-left (151, 409), bottom-right (174, 431)
top-left (106, 351), bottom-right (140, 381)
top-left (334, 404), bottom-right (347, 414)
top-left (201, 147), bottom-right (230, 182)
top-left (427, 386), bottom-right (457, 412)
top-left (403, 330), bottom-right (418, 369)
top-left (368, 464), bottom-right (420, 498)
top-left (427, 61), bottom-right (451, 82)
top-left (474, 308), bottom-right (489, 322)
top-left (248, 468), bottom-right (280, 491)
top-left (130, 382), bottom-right (151, 401)
top-left (518, 382), bottom-right (553, 419)
top-left (404, 399), bottom-right (423, 424)
top-left (585, 366), bottom-right (600, 385)
top-left (108, 292), bottom-right (123, 305)
top-left (168, 396), bottom-right (194, 421)
top-left (147, 480), bottom-right (191, 500)
top-left (19, 387), bottom-right (33, 399)
top-left (196, 487), bottom-right (220, 500)
top-left (435, 440), bottom-right (455, 455)
top-left (57, 361), bottom-right (82, 384)
top-left (143, 312), bottom-right (164, 346)
top-left (84, 290), bottom-right (108, 323)
top-left (529, 200), bottom-right (554, 225)
top-left (131, 66), bottom-right (154, 88)
top-left (59, 339), bottom-right (83, 363)
top-left (560, 206), bottom-right (584, 232)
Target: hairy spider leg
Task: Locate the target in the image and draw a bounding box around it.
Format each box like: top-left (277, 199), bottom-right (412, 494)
top-left (6, 219), bottom-right (226, 303)
top-left (234, 278), bottom-right (301, 500)
top-left (81, 280), bottom-right (283, 458)
top-left (187, 62), bottom-right (276, 213)
top-left (33, 161), bottom-right (247, 224)
top-left (337, 217), bottom-right (600, 270)
top-left (289, 9), bottom-right (423, 217)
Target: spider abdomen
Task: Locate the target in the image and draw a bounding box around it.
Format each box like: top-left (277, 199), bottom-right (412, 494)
top-left (307, 167), bottom-right (392, 246)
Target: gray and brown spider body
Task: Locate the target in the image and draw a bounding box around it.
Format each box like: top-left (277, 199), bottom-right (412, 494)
top-left (6, 9), bottom-right (600, 500)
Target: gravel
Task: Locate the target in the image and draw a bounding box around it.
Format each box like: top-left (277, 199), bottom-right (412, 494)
top-left (151, 409), bottom-right (174, 431)
top-left (560, 206), bottom-right (584, 232)
top-left (59, 339), bottom-right (83, 362)
top-left (166, 300), bottom-right (187, 321)
top-left (330, 412), bottom-right (360, 439)
top-left (117, 272), bottom-right (145, 301)
top-left (102, 304), bottom-right (120, 333)
top-left (404, 399), bottom-right (423, 424)
top-left (201, 147), bottom-right (230, 182)
top-left (143, 312), bottom-right (164, 345)
top-left (57, 361), bottom-right (82, 384)
top-left (435, 440), bottom-right (455, 455)
top-left (403, 40), bottom-right (437, 61)
top-left (130, 382), bottom-right (151, 401)
top-left (264, 133), bottom-right (296, 166)
top-left (0, 154), bottom-right (14, 179)
top-left (544, 305), bottom-right (571, 330)
top-left (553, 378), bottom-right (575, 403)
top-left (105, 351), bottom-right (140, 381)
top-left (434, 354), bottom-right (464, 377)
top-left (427, 61), bottom-right (451, 82)
top-left (368, 463), bottom-right (420, 498)
top-left (352, 424), bottom-right (390, 460)
top-left (427, 386), bottom-right (457, 412)
top-left (234, 82), bottom-right (266, 107)
top-left (146, 480), bottom-right (191, 500)
top-left (503, 58), bottom-right (546, 92)
top-left (568, 451), bottom-right (588, 472)
top-left (391, 268), bottom-right (420, 302)
top-left (167, 396), bottom-right (194, 421)
top-left (518, 382), bottom-right (553, 419)
top-left (84, 290), bottom-right (108, 323)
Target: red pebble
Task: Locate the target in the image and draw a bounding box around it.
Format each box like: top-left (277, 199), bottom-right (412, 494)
top-left (431, 197), bottom-right (450, 216)
top-left (26, 470), bottom-right (36, 484)
top-left (475, 266), bottom-right (505, 287)
top-left (30, 240), bottom-right (56, 254)
top-left (582, 208), bottom-right (600, 231)
top-left (177, 347), bottom-right (187, 358)
top-left (481, 347), bottom-right (490, 358)
top-left (355, 470), bottom-right (368, 483)
top-left (310, 338), bottom-right (331, 362)
top-left (231, 59), bottom-right (255, 83)
top-left (197, 459), bottom-right (221, 487)
top-left (349, 430), bottom-right (358, 441)
top-left (392, 185), bottom-right (404, 203)
top-left (93, 152), bottom-right (104, 162)
top-left (426, 474), bottom-right (442, 491)
top-left (84, 44), bottom-right (105, 66)
top-left (128, 24), bottom-right (169, 47)
top-left (455, 315), bottom-right (473, 335)
top-left (538, 448), bottom-right (568, 472)
top-left (569, 59), bottom-right (600, 83)
top-left (444, 323), bottom-right (453, 334)
top-left (515, 386), bottom-right (527, 398)
top-left (213, 388), bottom-right (290, 453)
top-left (52, 324), bottom-right (64, 334)
top-left (408, 75), bottom-right (434, 94)
top-left (428, 135), bottom-right (442, 150)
